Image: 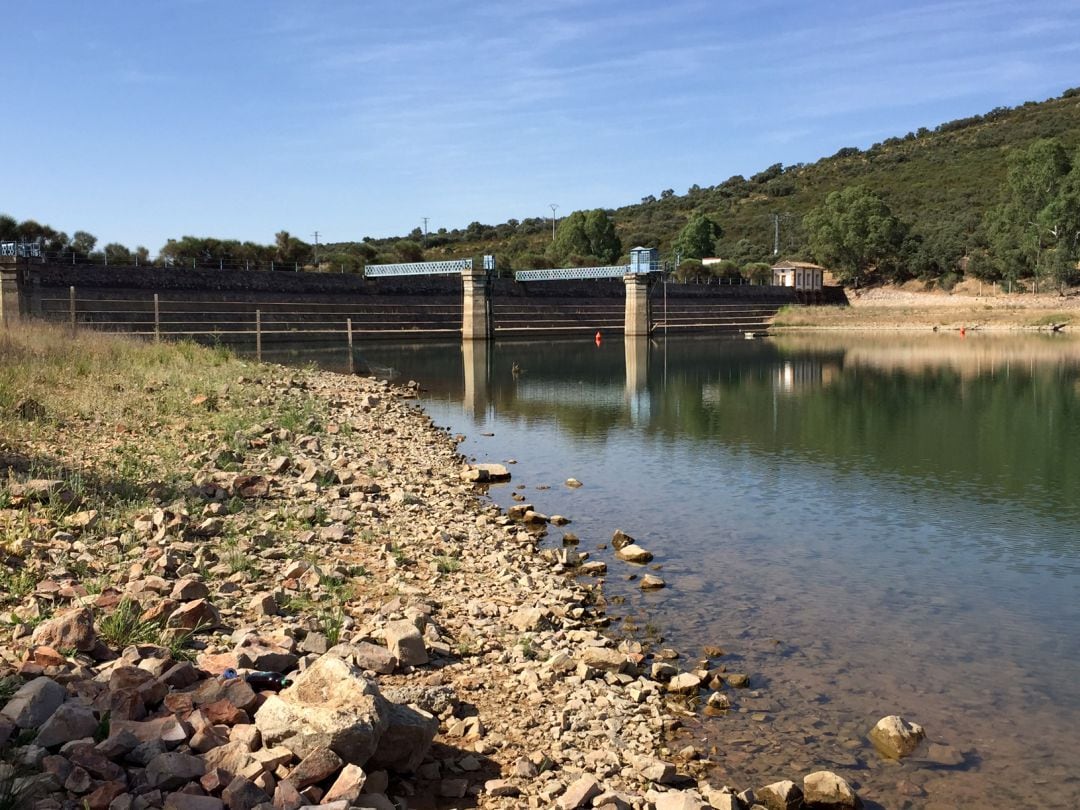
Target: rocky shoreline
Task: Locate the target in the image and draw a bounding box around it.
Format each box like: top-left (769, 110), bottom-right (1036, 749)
top-left (1, 357), bottom-right (877, 810)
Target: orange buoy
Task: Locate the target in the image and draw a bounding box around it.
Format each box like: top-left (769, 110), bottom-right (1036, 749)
top-left (960, 327), bottom-right (966, 338)
top-left (594, 330), bottom-right (602, 345)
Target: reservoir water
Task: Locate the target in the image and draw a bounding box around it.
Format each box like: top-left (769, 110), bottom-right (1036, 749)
top-left (272, 332), bottom-right (1080, 808)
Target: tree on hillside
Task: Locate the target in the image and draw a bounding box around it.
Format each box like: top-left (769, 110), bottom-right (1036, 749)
top-left (805, 186), bottom-right (906, 284)
top-left (982, 138), bottom-right (1080, 288)
top-left (672, 213), bottom-right (722, 260)
top-left (551, 209), bottom-right (621, 265)
top-left (0, 215), bottom-right (16, 240)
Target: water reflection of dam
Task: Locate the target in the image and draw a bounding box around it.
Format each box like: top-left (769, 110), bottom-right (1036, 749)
top-left (460, 336), bottom-right (653, 423)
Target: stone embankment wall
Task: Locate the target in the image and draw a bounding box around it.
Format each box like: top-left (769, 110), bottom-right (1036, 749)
top-left (16, 263), bottom-right (834, 339)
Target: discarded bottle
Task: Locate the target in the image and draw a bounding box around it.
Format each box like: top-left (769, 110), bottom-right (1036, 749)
top-left (221, 668), bottom-right (239, 681)
top-left (244, 671), bottom-right (293, 692)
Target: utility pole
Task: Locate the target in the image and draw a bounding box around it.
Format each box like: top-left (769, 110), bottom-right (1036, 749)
top-left (549, 204), bottom-right (559, 241)
top-left (421, 217), bottom-right (429, 247)
top-left (311, 231), bottom-right (321, 266)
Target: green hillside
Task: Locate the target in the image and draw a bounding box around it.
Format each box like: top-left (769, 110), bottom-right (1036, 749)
top-left (344, 87), bottom-right (1080, 284)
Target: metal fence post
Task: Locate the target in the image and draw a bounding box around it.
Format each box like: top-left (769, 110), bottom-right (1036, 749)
top-left (154, 293), bottom-right (160, 342)
top-left (256, 309), bottom-right (262, 362)
top-left (69, 286), bottom-right (76, 332)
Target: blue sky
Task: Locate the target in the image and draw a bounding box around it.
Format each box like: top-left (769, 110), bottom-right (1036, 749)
top-left (4, 0), bottom-right (1078, 253)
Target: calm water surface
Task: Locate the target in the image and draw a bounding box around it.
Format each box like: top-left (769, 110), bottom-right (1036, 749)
top-left (272, 333), bottom-right (1080, 808)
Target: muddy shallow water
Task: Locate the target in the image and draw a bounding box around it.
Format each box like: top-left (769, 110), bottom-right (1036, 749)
top-left (268, 332), bottom-right (1080, 808)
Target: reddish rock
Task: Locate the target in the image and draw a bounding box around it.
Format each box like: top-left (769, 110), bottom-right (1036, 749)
top-left (30, 646), bottom-right (67, 667)
top-left (168, 599), bottom-right (221, 631)
top-left (164, 693), bottom-right (196, 715)
top-left (232, 475), bottom-right (270, 498)
top-left (288, 746), bottom-right (343, 789)
top-left (31, 606), bottom-right (97, 652)
top-left (85, 780), bottom-right (129, 810)
top-left (204, 699), bottom-right (251, 727)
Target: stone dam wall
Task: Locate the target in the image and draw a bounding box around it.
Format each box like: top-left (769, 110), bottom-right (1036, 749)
top-left (10, 263), bottom-right (839, 340)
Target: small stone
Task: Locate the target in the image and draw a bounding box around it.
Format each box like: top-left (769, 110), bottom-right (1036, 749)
top-left (289, 746), bottom-right (344, 789)
top-left (484, 779), bottom-right (519, 798)
top-left (640, 574), bottom-right (666, 590)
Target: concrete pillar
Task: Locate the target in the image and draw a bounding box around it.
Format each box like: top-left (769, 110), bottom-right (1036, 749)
top-left (461, 339), bottom-right (490, 420)
top-left (0, 269), bottom-right (21, 325)
top-left (623, 273), bottom-right (651, 337)
top-left (461, 267), bottom-right (492, 341)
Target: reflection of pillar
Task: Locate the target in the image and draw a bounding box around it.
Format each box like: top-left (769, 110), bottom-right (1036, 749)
top-left (0, 270), bottom-right (21, 324)
top-left (462, 339), bottom-right (490, 419)
top-left (624, 334), bottom-right (650, 424)
top-left (623, 273), bottom-right (650, 337)
top-left (624, 335), bottom-right (649, 395)
top-left (462, 268), bottom-right (492, 341)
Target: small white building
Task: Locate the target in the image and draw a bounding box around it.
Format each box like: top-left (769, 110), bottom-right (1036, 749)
top-left (772, 261), bottom-right (825, 291)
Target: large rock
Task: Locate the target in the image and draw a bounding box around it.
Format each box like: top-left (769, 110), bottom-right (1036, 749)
top-left (254, 655), bottom-right (389, 764)
top-left (32, 607), bottom-right (97, 652)
top-left (146, 751), bottom-right (206, 790)
top-left (383, 619), bottom-right (428, 667)
top-left (367, 702), bottom-right (438, 773)
top-left (868, 715), bottom-right (926, 759)
top-left (579, 647), bottom-right (627, 673)
top-left (2, 676), bottom-right (67, 728)
top-left (803, 771), bottom-right (858, 808)
top-left (35, 702), bottom-right (99, 748)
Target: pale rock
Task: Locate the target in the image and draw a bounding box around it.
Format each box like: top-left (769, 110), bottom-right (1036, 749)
top-left (616, 544), bottom-right (654, 563)
top-left (254, 655), bottom-right (389, 764)
top-left (557, 774), bottom-right (602, 809)
top-left (667, 673), bottom-right (702, 694)
top-left (653, 791), bottom-right (710, 810)
top-left (755, 779), bottom-right (803, 810)
top-left (508, 607), bottom-right (549, 632)
top-left (802, 770), bottom-right (857, 808)
top-left (321, 763), bottom-right (367, 804)
top-left (579, 647), bottom-right (626, 673)
top-left (640, 575), bottom-right (666, 590)
top-left (868, 715), bottom-right (925, 759)
top-left (383, 619), bottom-right (428, 667)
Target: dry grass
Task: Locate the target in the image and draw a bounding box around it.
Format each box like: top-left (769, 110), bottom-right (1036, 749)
top-left (0, 321), bottom-right (269, 512)
top-left (773, 288), bottom-right (1078, 331)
